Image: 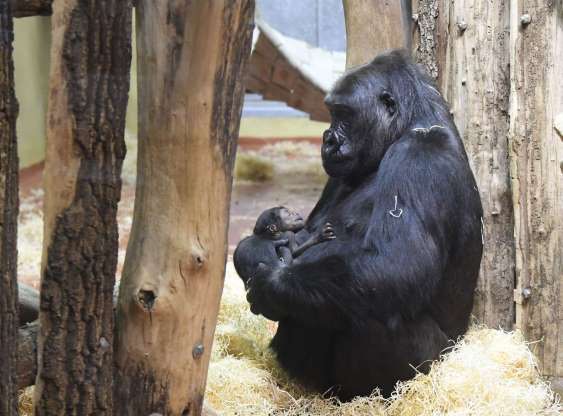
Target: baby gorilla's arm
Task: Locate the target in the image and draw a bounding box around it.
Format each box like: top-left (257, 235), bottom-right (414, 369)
top-left (291, 223), bottom-right (335, 258)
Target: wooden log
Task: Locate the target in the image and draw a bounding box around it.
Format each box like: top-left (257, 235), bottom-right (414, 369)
top-left (509, 1), bottom-right (563, 378)
top-left (343, 0), bottom-right (412, 68)
top-left (10, 0), bottom-right (51, 17)
top-left (18, 282), bottom-right (39, 325)
top-left (411, 0), bottom-right (448, 85)
top-left (34, 0), bottom-right (132, 414)
top-left (412, 0), bottom-right (516, 330)
top-left (114, 1), bottom-right (255, 415)
top-left (17, 320), bottom-right (38, 390)
top-left (0, 0), bottom-right (20, 413)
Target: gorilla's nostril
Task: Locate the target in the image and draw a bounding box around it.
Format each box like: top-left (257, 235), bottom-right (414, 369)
top-left (324, 133), bottom-right (338, 148)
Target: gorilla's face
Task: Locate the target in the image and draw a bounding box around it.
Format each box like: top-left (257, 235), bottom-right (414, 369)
top-left (322, 66), bottom-right (399, 180)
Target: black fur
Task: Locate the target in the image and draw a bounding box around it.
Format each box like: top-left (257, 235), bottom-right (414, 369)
top-left (238, 50), bottom-right (483, 400)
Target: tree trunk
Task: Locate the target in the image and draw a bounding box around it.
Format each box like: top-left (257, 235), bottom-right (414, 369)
top-left (114, 1), bottom-right (254, 415)
top-left (33, 0), bottom-right (132, 414)
top-left (342, 0), bottom-right (412, 68)
top-left (412, 0), bottom-right (516, 329)
top-left (509, 0), bottom-right (563, 384)
top-left (10, 0), bottom-right (51, 17)
top-left (0, 0), bottom-right (19, 413)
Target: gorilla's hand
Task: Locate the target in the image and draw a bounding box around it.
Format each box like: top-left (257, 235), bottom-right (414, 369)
top-left (246, 263), bottom-right (286, 321)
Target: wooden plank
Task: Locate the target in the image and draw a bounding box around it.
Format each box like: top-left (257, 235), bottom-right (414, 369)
top-left (114, 1), bottom-right (255, 414)
top-left (343, 0), bottom-right (411, 68)
top-left (254, 33), bottom-right (279, 62)
top-left (262, 81), bottom-right (294, 104)
top-left (272, 58), bottom-right (298, 90)
top-left (509, 1), bottom-right (563, 378)
top-left (245, 75), bottom-right (267, 94)
top-left (0, 0), bottom-right (20, 413)
top-left (34, 0), bottom-right (133, 413)
top-left (248, 52), bottom-right (274, 83)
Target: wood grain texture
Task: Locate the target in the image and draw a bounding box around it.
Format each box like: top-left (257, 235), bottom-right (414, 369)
top-left (343, 0), bottom-right (411, 68)
top-left (34, 0), bottom-right (132, 414)
top-left (412, 0), bottom-right (516, 329)
top-left (114, 1), bottom-right (255, 415)
top-left (509, 0), bottom-right (563, 378)
top-left (245, 34), bottom-right (329, 122)
top-left (0, 0), bottom-right (19, 413)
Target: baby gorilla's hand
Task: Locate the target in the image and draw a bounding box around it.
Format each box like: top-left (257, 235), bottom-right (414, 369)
top-left (320, 222), bottom-right (336, 241)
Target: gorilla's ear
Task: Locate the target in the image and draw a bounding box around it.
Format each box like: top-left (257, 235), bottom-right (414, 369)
top-left (379, 90), bottom-right (396, 116)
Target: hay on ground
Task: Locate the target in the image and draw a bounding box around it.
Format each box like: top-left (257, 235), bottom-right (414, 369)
top-left (205, 271), bottom-right (561, 416)
top-left (18, 274), bottom-right (561, 416)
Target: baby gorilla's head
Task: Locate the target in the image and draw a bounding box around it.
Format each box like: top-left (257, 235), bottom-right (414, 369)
top-left (253, 207), bottom-right (304, 239)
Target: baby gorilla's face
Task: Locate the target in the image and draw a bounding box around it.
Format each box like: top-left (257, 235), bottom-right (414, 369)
top-left (278, 208), bottom-right (305, 232)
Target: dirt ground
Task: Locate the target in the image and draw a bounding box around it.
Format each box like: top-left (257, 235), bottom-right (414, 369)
top-left (17, 137), bottom-right (325, 288)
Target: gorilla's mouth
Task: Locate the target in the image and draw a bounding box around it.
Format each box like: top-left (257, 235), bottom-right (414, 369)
top-left (322, 142), bottom-right (354, 163)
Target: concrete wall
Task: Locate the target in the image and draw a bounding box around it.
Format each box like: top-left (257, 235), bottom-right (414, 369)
top-left (257, 0), bottom-right (345, 52)
top-left (13, 17), bottom-right (51, 168)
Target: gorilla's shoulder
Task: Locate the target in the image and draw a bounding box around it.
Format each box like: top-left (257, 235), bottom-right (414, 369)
top-left (394, 126), bottom-right (458, 154)
top-left (380, 126), bottom-right (466, 176)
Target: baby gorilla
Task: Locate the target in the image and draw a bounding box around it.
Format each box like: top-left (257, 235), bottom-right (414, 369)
top-left (233, 207), bottom-right (335, 284)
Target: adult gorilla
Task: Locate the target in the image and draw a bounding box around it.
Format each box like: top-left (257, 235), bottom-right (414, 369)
top-left (241, 50), bottom-right (483, 399)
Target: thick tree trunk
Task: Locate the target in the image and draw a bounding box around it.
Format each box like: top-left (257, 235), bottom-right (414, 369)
top-left (10, 0), bottom-right (51, 17)
top-left (342, 0), bottom-right (411, 68)
top-left (33, 0), bottom-right (132, 414)
top-left (509, 0), bottom-right (563, 384)
top-left (412, 0), bottom-right (516, 329)
top-left (114, 1), bottom-right (254, 415)
top-left (0, 0), bottom-right (19, 414)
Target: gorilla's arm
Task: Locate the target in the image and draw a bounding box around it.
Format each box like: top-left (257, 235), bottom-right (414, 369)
top-left (247, 130), bottom-right (481, 329)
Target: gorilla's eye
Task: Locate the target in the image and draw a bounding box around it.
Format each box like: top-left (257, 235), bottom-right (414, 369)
top-left (379, 91), bottom-right (396, 115)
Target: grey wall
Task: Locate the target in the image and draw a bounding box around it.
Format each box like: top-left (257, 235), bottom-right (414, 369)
top-left (257, 0), bottom-right (346, 52)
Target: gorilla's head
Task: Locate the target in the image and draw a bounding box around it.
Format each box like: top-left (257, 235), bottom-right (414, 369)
top-left (322, 50), bottom-right (446, 180)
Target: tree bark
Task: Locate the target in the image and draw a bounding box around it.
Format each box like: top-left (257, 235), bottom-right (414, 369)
top-left (412, 0), bottom-right (516, 329)
top-left (342, 0), bottom-right (412, 68)
top-left (0, 0), bottom-right (19, 413)
top-left (10, 0), bottom-right (51, 17)
top-left (114, 1), bottom-right (254, 415)
top-left (509, 0), bottom-right (563, 380)
top-left (33, 0), bottom-right (132, 414)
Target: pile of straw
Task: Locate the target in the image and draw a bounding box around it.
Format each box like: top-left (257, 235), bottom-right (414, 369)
top-left (205, 266), bottom-right (561, 415)
top-left (18, 269), bottom-right (561, 415)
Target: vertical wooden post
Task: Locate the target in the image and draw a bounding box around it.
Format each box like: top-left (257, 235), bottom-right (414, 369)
top-left (34, 0), bottom-right (132, 414)
top-left (0, 0), bottom-right (19, 414)
top-left (412, 0), bottom-right (516, 329)
top-left (114, 1), bottom-right (254, 415)
top-left (509, 0), bottom-right (563, 384)
top-left (343, 0), bottom-right (411, 68)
